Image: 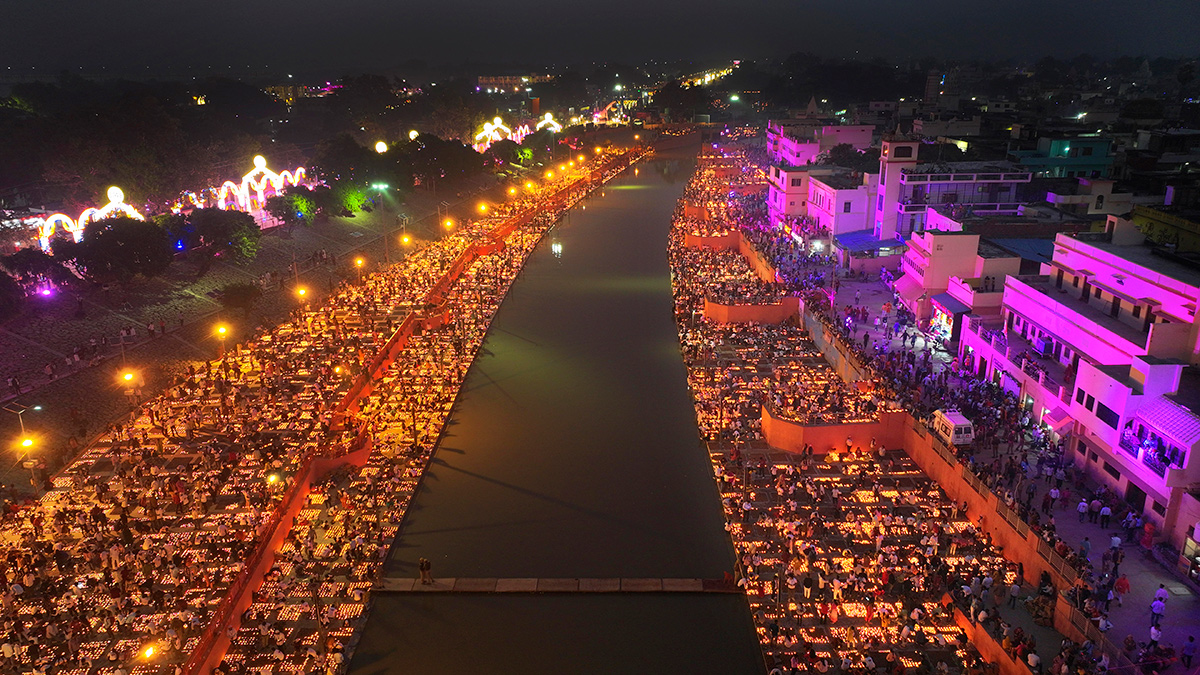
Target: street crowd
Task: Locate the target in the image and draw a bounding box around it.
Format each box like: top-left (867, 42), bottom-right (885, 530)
top-left (666, 146), bottom-right (1131, 675)
top-left (0, 147), bottom-right (644, 675)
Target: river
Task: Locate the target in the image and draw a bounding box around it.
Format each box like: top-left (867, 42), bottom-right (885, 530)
top-left (349, 140), bottom-right (763, 674)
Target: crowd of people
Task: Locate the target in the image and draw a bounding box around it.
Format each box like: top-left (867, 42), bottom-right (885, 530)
top-left (666, 145), bottom-right (1129, 675)
top-left (0, 146), bottom-right (645, 675)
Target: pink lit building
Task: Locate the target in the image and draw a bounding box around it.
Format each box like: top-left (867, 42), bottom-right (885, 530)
top-left (958, 216), bottom-right (1200, 554)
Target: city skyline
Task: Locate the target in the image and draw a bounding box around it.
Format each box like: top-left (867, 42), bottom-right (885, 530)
top-left (2, 0), bottom-right (1197, 76)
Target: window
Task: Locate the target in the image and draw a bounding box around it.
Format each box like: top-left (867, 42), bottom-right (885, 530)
top-left (791, 178), bottom-right (803, 187)
top-left (1096, 402), bottom-right (1120, 429)
top-left (1073, 276), bottom-right (1080, 288)
top-left (1096, 194), bottom-right (1104, 208)
top-left (1102, 462), bottom-right (1121, 480)
top-left (1075, 388), bottom-right (1086, 404)
top-left (1152, 501), bottom-right (1167, 516)
top-left (878, 195), bottom-right (884, 210)
top-left (1086, 395), bottom-right (1096, 411)
top-left (843, 201), bottom-right (852, 213)
top-left (893, 146), bottom-right (913, 158)
top-left (1082, 147), bottom-right (1094, 156)
top-left (1133, 305), bottom-right (1141, 318)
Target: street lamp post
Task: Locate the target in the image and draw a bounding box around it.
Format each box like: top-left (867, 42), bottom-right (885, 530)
top-left (216, 324), bottom-right (228, 359)
top-left (355, 257), bottom-right (365, 284)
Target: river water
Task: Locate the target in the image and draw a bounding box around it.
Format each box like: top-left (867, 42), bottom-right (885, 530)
top-left (349, 141), bottom-right (762, 674)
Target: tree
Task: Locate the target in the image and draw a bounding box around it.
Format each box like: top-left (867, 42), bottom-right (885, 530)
top-left (265, 188), bottom-right (317, 228)
top-left (1, 248), bottom-right (66, 284)
top-left (820, 144), bottom-right (881, 173)
top-left (187, 208), bottom-right (261, 262)
top-left (66, 217), bottom-right (173, 283)
top-left (0, 272), bottom-right (23, 319)
top-left (218, 281), bottom-right (262, 317)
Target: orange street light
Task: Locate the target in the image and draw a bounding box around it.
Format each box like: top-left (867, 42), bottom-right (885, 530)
top-left (122, 372), bottom-right (134, 382)
top-left (443, 219), bottom-right (454, 229)
top-left (545, 171), bottom-right (554, 179)
top-left (478, 203), bottom-right (488, 213)
top-left (355, 257), bottom-right (364, 268)
top-left (578, 155), bottom-right (585, 162)
top-left (525, 181), bottom-right (534, 190)
top-left (558, 164), bottom-right (566, 171)
top-left (508, 187), bottom-right (517, 195)
top-left (20, 437), bottom-right (33, 449)
top-left (297, 287), bottom-right (307, 299)
top-left (401, 234), bottom-right (412, 246)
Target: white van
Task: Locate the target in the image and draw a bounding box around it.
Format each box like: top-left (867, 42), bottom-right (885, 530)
top-left (932, 409), bottom-right (974, 446)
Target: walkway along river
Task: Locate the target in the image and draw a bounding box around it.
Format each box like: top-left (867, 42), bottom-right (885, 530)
top-left (348, 140), bottom-right (763, 673)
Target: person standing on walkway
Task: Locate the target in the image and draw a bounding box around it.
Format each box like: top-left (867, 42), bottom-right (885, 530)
top-left (1077, 499), bottom-right (1089, 523)
top-left (1089, 497), bottom-right (1103, 523)
top-left (1149, 625), bottom-right (1162, 648)
top-left (418, 557), bottom-right (433, 585)
top-left (1150, 598), bottom-right (1165, 627)
top-left (1099, 505), bottom-right (1112, 529)
top-left (1114, 574), bottom-right (1129, 606)
top-left (1181, 636), bottom-right (1196, 669)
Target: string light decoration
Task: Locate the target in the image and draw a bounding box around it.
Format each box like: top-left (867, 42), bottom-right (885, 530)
top-left (535, 112), bottom-right (562, 133)
top-left (35, 186), bottom-right (145, 249)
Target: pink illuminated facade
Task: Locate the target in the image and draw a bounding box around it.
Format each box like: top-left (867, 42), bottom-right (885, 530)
top-left (959, 216), bottom-right (1200, 552)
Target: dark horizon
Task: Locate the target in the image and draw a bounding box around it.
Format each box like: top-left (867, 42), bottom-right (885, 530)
top-left (2, 0), bottom-right (1196, 79)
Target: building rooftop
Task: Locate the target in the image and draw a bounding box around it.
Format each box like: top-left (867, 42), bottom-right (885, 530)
top-left (1168, 367), bottom-right (1200, 416)
top-left (988, 238), bottom-right (1057, 265)
top-left (903, 161), bottom-right (1023, 174)
top-left (1067, 234), bottom-right (1200, 289)
top-left (815, 173), bottom-right (866, 190)
top-left (977, 240), bottom-right (1017, 259)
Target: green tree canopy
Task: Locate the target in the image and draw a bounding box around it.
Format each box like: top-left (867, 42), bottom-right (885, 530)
top-left (66, 216), bottom-right (173, 283)
top-left (187, 208), bottom-right (261, 262)
top-left (218, 281), bottom-right (263, 317)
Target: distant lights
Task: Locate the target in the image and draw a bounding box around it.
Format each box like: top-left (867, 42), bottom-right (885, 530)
top-left (374, 140), bottom-right (388, 154)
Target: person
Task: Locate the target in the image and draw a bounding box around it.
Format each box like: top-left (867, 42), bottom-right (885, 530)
top-left (1114, 574), bottom-right (1130, 606)
top-left (1098, 614), bottom-right (1113, 633)
top-left (1154, 584), bottom-right (1169, 604)
top-left (1150, 598), bottom-right (1165, 627)
top-left (1099, 504), bottom-right (1112, 529)
top-left (1149, 625), bottom-right (1162, 648)
top-left (1009, 581), bottom-right (1021, 609)
top-left (1027, 650), bottom-right (1042, 673)
top-left (1077, 499), bottom-right (1089, 523)
top-left (1181, 636), bottom-right (1196, 669)
top-left (418, 557), bottom-right (433, 585)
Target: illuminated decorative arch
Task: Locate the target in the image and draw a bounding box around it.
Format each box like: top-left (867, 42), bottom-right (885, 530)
top-left (535, 113), bottom-right (562, 133)
top-left (35, 186), bottom-right (144, 250)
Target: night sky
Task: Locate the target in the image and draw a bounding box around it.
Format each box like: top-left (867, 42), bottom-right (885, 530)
top-left (2, 0), bottom-right (1196, 76)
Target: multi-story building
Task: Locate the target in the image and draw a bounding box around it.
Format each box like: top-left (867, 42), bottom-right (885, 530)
top-left (765, 165), bottom-right (838, 226)
top-left (958, 216), bottom-right (1200, 551)
top-left (911, 115), bottom-right (982, 138)
top-left (1044, 178), bottom-right (1136, 216)
top-left (766, 120), bottom-right (873, 167)
top-left (806, 172), bottom-right (876, 237)
top-left (894, 228), bottom-right (1020, 337)
top-left (1131, 206), bottom-right (1200, 253)
top-left (873, 133), bottom-right (1035, 241)
top-left (1009, 136), bottom-right (1115, 179)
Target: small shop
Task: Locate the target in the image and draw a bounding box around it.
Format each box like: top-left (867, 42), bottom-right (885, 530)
top-left (1183, 522), bottom-right (1200, 585)
top-left (930, 292), bottom-right (970, 343)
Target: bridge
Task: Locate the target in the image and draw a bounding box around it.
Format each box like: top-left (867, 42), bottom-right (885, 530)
top-left (373, 577), bottom-right (739, 593)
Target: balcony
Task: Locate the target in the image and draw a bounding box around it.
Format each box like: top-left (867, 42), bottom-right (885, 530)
top-left (964, 316), bottom-right (1074, 403)
top-left (898, 202), bottom-right (928, 213)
